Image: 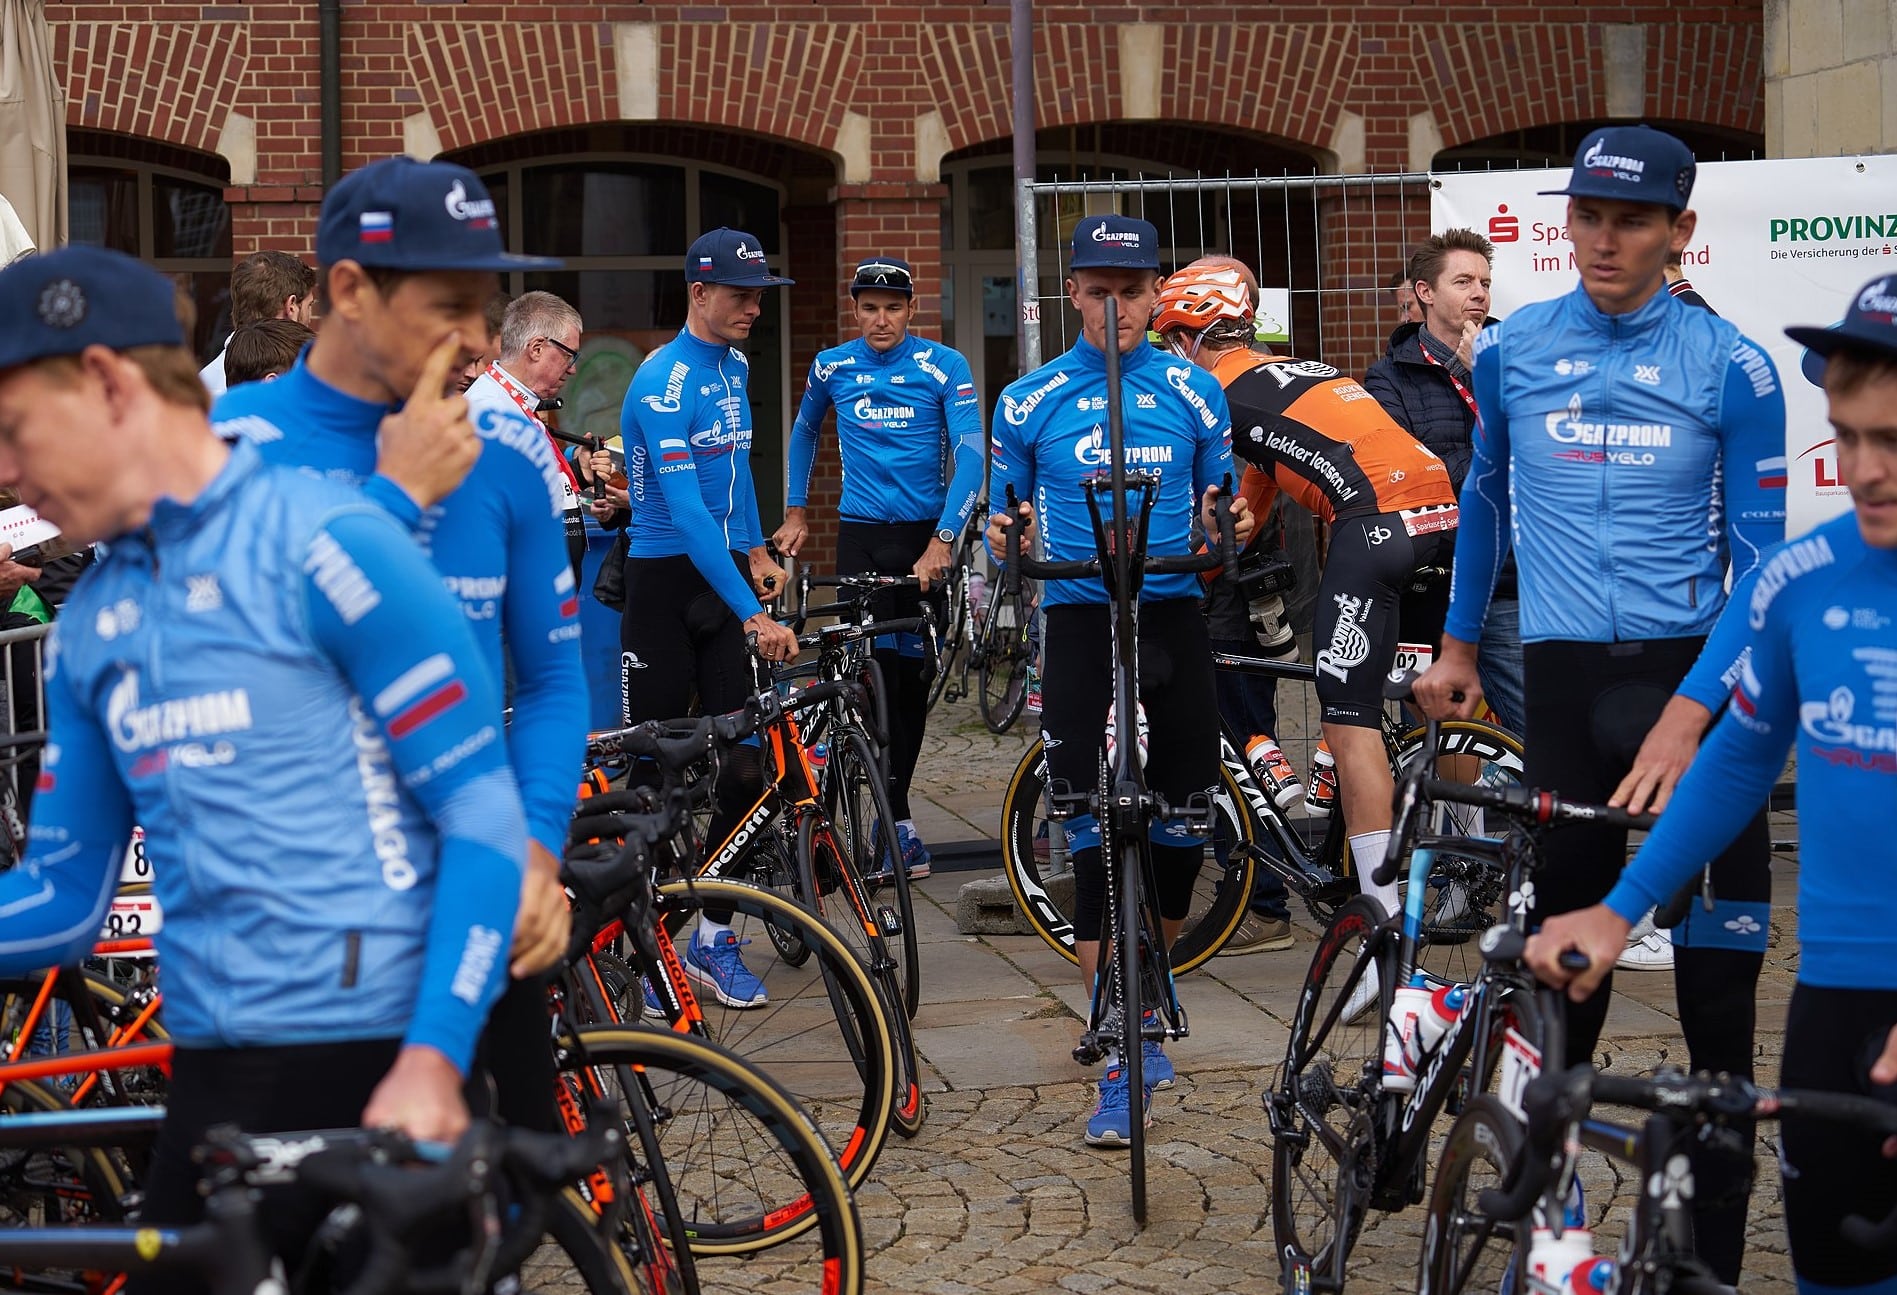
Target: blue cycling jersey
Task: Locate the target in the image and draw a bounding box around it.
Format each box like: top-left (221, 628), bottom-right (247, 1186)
top-left (1606, 514), bottom-right (1897, 990)
top-left (785, 334), bottom-right (984, 533)
top-left (1676, 564), bottom-right (1761, 712)
top-left (214, 359), bottom-right (587, 858)
top-left (0, 442), bottom-right (523, 1070)
top-left (989, 336), bottom-right (1235, 606)
top-left (620, 330), bottom-right (767, 620)
top-left (1446, 285), bottom-right (1786, 644)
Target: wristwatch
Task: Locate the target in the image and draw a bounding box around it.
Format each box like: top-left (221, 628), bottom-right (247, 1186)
top-left (935, 527), bottom-right (956, 545)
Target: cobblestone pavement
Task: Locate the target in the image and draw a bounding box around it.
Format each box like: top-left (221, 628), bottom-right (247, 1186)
top-left (771, 689), bottom-right (1812, 1295)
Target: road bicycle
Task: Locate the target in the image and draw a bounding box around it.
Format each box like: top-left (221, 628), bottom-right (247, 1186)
top-left (0, 1106), bottom-right (642, 1294)
top-left (999, 654), bottom-right (1523, 973)
top-left (1267, 727), bottom-right (1652, 1293)
top-left (947, 540), bottom-right (1036, 735)
top-left (923, 506), bottom-right (986, 712)
top-left (996, 294), bottom-right (1238, 1224)
top-left (1426, 1057), bottom-right (1897, 1295)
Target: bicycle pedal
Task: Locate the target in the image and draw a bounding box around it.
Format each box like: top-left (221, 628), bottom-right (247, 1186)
top-left (875, 904), bottom-right (903, 938)
top-left (1073, 1033), bottom-right (1107, 1066)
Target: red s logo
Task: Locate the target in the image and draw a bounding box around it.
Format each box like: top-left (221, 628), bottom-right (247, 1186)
top-left (1488, 204), bottom-right (1520, 244)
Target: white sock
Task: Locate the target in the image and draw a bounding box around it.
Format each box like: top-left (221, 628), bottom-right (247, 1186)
top-left (1349, 830), bottom-right (1399, 917)
top-left (696, 917), bottom-right (732, 948)
top-left (898, 819), bottom-right (916, 835)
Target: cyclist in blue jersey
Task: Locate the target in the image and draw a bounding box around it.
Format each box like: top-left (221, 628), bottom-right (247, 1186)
top-left (0, 247), bottom-right (522, 1284)
top-left (213, 158), bottom-right (586, 1134)
top-left (1529, 275), bottom-right (1897, 1295)
top-left (772, 255), bottom-right (985, 875)
top-left (986, 215), bottom-right (1250, 1147)
top-left (618, 227), bottom-right (799, 1008)
top-left (1415, 126), bottom-right (1785, 1283)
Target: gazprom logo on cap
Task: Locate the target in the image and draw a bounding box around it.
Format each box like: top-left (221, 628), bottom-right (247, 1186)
top-left (1092, 223), bottom-right (1144, 246)
top-left (1857, 279), bottom-right (1897, 322)
top-left (734, 241), bottom-right (765, 263)
top-left (444, 179), bottom-right (496, 229)
top-left (1582, 137), bottom-right (1646, 179)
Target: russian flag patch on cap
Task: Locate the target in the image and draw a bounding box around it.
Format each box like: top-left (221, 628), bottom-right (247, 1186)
top-left (360, 211), bottom-right (394, 244)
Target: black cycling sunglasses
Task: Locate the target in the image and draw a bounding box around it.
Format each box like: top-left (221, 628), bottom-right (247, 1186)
top-left (852, 262), bottom-right (913, 294)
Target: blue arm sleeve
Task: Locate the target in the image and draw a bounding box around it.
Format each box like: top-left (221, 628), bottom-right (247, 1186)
top-left (0, 639), bottom-right (131, 974)
top-left (495, 460), bottom-right (590, 859)
top-left (304, 508), bottom-right (525, 1074)
top-left (1677, 566), bottom-right (1759, 711)
top-left (785, 362), bottom-right (832, 510)
top-left (1444, 328), bottom-right (1511, 642)
top-left (1195, 382), bottom-right (1236, 496)
top-left (626, 396), bottom-right (766, 621)
top-left (986, 400), bottom-right (1034, 565)
top-left (937, 351), bottom-right (987, 534)
top-left (361, 475), bottom-right (424, 531)
top-left (1718, 338), bottom-right (1788, 581)
top-left (1603, 602), bottom-right (1794, 923)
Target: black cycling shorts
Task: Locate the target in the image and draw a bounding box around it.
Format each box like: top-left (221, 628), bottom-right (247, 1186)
top-left (620, 552), bottom-right (755, 726)
top-left (1312, 509), bottom-right (1455, 728)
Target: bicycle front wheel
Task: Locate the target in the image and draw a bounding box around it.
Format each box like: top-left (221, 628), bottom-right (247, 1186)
top-left (998, 739), bottom-right (1255, 972)
top-left (1269, 893), bottom-right (1388, 1277)
top-left (557, 1025), bottom-right (866, 1293)
top-left (924, 570), bottom-right (967, 712)
top-left (821, 731), bottom-right (919, 1018)
top-left (1417, 1095), bottom-right (1523, 1295)
top-left (976, 590), bottom-right (1030, 734)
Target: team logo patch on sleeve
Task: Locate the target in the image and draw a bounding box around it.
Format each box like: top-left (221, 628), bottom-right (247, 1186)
top-left (659, 438), bottom-right (689, 463)
top-left (375, 653), bottom-right (468, 738)
top-left (1755, 456), bottom-right (1788, 490)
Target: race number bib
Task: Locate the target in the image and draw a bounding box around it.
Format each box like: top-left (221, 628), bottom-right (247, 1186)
top-left (103, 890), bottom-right (162, 943)
top-left (1390, 641), bottom-right (1435, 680)
top-left (119, 827), bottom-right (150, 884)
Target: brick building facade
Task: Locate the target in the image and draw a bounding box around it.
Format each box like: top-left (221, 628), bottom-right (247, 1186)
top-left (49, 2), bottom-right (1765, 561)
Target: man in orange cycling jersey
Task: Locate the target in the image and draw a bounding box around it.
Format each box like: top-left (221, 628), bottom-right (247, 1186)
top-left (1154, 260), bottom-right (1458, 939)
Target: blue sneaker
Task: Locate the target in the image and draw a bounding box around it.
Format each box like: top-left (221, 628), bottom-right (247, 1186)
top-left (1085, 1065), bottom-right (1153, 1147)
top-left (639, 975), bottom-right (665, 1020)
top-left (1139, 1011), bottom-right (1175, 1090)
top-left (895, 824), bottom-right (932, 878)
top-left (684, 931), bottom-right (768, 1008)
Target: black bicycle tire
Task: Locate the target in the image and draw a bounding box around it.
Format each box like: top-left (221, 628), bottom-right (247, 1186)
top-left (976, 587), bottom-right (1030, 734)
top-left (557, 1025), bottom-right (866, 1290)
top-left (539, 1183), bottom-right (684, 1295)
top-left (1271, 893), bottom-right (1388, 1276)
top-left (756, 826), bottom-right (813, 968)
top-left (823, 730), bottom-right (920, 1018)
top-left (651, 878), bottom-right (897, 1190)
top-left (997, 739), bottom-right (1256, 973)
top-left (790, 810), bottom-right (926, 1140)
top-left (1113, 769), bottom-right (1149, 1225)
top-left (1417, 1095), bottom-right (1524, 1295)
top-left (924, 569), bottom-right (967, 712)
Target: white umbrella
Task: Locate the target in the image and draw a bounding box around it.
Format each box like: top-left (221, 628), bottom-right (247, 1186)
top-left (0, 0), bottom-right (66, 254)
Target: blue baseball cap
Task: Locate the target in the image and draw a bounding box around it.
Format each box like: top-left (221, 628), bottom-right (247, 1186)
top-left (316, 157), bottom-right (560, 272)
top-left (1070, 215), bottom-right (1161, 271)
top-left (0, 245), bottom-right (183, 373)
top-left (1788, 273), bottom-right (1897, 386)
top-left (686, 228), bottom-right (793, 288)
top-left (1540, 125), bottom-right (1696, 213)
top-left (850, 256), bottom-right (913, 297)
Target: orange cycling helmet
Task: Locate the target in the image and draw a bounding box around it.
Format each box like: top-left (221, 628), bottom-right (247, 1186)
top-left (1152, 264), bottom-right (1253, 337)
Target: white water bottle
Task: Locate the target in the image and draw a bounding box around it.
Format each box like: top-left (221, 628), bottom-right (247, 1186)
top-left (967, 570), bottom-right (988, 619)
top-left (1382, 981), bottom-right (1432, 1092)
top-left (1414, 983), bottom-right (1470, 1058)
top-left (1526, 1227), bottom-right (1598, 1294)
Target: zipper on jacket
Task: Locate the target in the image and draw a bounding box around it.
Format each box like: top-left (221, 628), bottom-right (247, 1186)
top-left (341, 931), bottom-right (361, 988)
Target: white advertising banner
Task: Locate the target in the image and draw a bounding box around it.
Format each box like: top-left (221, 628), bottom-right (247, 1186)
top-left (1432, 156), bottom-right (1897, 537)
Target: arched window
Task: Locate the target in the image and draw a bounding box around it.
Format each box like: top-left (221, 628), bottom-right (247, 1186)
top-left (67, 130), bottom-right (231, 362)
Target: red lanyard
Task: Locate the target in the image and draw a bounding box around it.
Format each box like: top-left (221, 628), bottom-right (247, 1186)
top-left (1417, 339), bottom-right (1479, 421)
top-left (485, 363), bottom-right (582, 493)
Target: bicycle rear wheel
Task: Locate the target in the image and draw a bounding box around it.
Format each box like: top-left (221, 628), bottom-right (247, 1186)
top-left (653, 878), bottom-right (897, 1187)
top-left (1417, 1095), bottom-right (1523, 1295)
top-left (557, 1025), bottom-right (865, 1293)
top-left (924, 570), bottom-right (967, 712)
top-left (999, 739), bottom-right (1255, 972)
top-left (1111, 810), bottom-right (1149, 1225)
top-left (528, 1184), bottom-right (688, 1294)
top-left (821, 730), bottom-right (919, 1017)
top-left (1269, 893), bottom-right (1388, 1278)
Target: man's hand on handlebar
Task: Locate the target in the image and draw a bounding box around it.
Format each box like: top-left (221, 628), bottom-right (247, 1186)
top-left (913, 536), bottom-right (953, 592)
top-left (1524, 905), bottom-right (1629, 1002)
top-left (986, 499), bottom-right (1035, 562)
top-left (745, 614), bottom-right (799, 662)
top-left (770, 507), bottom-right (809, 559)
top-left (749, 546), bottom-right (788, 602)
top-left (1414, 635), bottom-right (1484, 720)
top-left (1200, 483), bottom-right (1252, 551)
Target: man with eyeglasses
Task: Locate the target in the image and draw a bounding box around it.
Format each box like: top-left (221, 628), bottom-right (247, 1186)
top-left (772, 255), bottom-right (984, 877)
top-left (466, 290), bottom-right (588, 582)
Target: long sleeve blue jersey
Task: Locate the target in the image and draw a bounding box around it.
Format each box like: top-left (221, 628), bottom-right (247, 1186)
top-left (1445, 285), bottom-right (1786, 644)
top-left (620, 330), bottom-right (768, 620)
top-left (214, 360), bottom-right (588, 858)
top-left (1605, 514), bottom-right (1897, 989)
top-left (989, 336), bottom-right (1235, 606)
top-left (0, 442), bottom-right (523, 1071)
top-left (785, 333), bottom-right (985, 532)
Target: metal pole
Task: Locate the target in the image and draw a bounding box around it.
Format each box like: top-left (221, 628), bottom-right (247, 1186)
top-left (1012, 0), bottom-right (1038, 372)
top-left (319, 0), bottom-right (343, 188)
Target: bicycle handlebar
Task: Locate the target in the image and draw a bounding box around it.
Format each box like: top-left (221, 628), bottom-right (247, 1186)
top-left (794, 615), bottom-right (935, 653)
top-left (584, 711), bottom-right (756, 768)
top-left (997, 480), bottom-right (1238, 587)
top-left (1371, 777), bottom-right (1657, 887)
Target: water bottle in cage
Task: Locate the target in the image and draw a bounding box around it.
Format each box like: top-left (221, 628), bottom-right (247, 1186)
top-left (1105, 699), bottom-right (1149, 770)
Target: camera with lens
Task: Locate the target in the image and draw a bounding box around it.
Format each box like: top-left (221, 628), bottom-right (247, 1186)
top-left (1234, 550), bottom-right (1298, 660)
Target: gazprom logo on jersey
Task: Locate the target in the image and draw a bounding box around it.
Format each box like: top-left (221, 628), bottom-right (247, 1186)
top-left (1001, 370), bottom-right (1070, 426)
top-left (690, 421), bottom-right (748, 453)
top-left (1073, 425), bottom-right (1174, 468)
top-left (107, 670), bottom-right (253, 755)
top-left (1165, 366), bottom-right (1220, 430)
top-left (852, 396), bottom-right (917, 427)
top-left (1800, 685), bottom-right (1897, 767)
top-left (641, 361), bottom-right (690, 414)
top-left (813, 354), bottom-right (856, 381)
top-left (1544, 394), bottom-right (1672, 459)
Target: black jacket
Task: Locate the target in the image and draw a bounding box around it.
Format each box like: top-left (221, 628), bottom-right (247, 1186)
top-left (1361, 321), bottom-right (1477, 491)
top-left (1361, 322), bottom-right (1515, 600)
